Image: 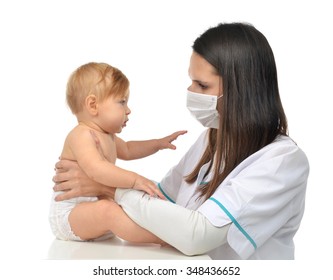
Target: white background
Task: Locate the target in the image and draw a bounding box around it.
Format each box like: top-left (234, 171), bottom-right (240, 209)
top-left (1, 0), bottom-right (332, 278)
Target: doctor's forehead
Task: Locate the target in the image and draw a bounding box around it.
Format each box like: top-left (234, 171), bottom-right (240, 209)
top-left (188, 52), bottom-right (219, 80)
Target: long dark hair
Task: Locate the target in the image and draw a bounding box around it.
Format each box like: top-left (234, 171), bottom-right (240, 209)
top-left (186, 22), bottom-right (288, 200)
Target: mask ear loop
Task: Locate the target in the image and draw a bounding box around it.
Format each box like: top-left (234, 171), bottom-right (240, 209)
top-left (216, 93), bottom-right (223, 115)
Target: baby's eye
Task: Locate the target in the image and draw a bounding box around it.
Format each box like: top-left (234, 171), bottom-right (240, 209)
top-left (119, 99), bottom-right (127, 105)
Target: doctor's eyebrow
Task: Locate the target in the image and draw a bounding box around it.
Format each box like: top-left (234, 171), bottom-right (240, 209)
top-left (193, 79), bottom-right (209, 85)
top-left (191, 78), bottom-right (206, 83)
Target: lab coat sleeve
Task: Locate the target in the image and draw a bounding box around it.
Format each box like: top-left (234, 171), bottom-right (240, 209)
top-left (115, 188), bottom-right (230, 256)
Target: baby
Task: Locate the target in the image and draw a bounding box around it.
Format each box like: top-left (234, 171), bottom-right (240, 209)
top-left (49, 62), bottom-right (186, 242)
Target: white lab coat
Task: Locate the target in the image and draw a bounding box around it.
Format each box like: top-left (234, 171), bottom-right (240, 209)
top-left (158, 129), bottom-right (309, 259)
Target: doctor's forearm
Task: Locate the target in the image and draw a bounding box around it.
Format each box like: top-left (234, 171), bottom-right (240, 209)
top-left (115, 189), bottom-right (230, 256)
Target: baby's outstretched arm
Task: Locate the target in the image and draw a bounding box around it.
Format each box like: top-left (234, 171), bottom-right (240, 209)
top-left (115, 130), bottom-right (187, 160)
top-left (155, 130), bottom-right (188, 150)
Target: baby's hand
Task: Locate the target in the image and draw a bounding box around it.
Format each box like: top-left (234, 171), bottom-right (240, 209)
top-left (132, 175), bottom-right (166, 199)
top-left (158, 130), bottom-right (187, 150)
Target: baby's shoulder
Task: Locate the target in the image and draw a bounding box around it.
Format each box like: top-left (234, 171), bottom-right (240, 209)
top-left (67, 124), bottom-right (92, 137)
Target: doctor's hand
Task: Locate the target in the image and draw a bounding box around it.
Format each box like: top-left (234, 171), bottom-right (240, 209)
top-left (53, 159), bottom-right (115, 201)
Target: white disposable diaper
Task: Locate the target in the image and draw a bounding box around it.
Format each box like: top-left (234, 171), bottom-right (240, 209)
top-left (49, 192), bottom-right (114, 241)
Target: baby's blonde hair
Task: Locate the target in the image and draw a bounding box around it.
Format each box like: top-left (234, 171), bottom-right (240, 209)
top-left (66, 62), bottom-right (129, 114)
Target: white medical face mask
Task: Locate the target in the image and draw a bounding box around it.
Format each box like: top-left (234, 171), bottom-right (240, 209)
top-left (186, 90), bottom-right (221, 129)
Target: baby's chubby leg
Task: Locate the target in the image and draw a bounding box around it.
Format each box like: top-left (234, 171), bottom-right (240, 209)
top-left (69, 199), bottom-right (161, 244)
top-left (68, 199), bottom-right (116, 240)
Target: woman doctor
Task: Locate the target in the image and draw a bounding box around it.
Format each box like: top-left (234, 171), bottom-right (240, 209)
top-left (53, 22), bottom-right (310, 259)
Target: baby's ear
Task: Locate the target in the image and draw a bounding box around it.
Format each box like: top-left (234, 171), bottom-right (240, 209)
top-left (85, 94), bottom-right (98, 115)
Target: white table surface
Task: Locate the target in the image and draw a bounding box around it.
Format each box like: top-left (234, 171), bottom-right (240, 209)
top-left (47, 237), bottom-right (211, 260)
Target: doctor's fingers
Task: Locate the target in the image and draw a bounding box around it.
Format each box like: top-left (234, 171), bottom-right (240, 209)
top-left (54, 188), bottom-right (79, 202)
top-left (53, 171), bottom-right (73, 184)
top-left (53, 180), bottom-right (73, 192)
top-left (55, 159), bottom-right (79, 173)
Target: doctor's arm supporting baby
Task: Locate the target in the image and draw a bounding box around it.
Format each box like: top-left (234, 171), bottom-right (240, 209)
top-left (52, 23), bottom-right (309, 260)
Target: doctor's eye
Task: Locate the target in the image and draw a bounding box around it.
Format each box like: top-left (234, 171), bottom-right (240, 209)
top-left (198, 82), bottom-right (208, 89)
